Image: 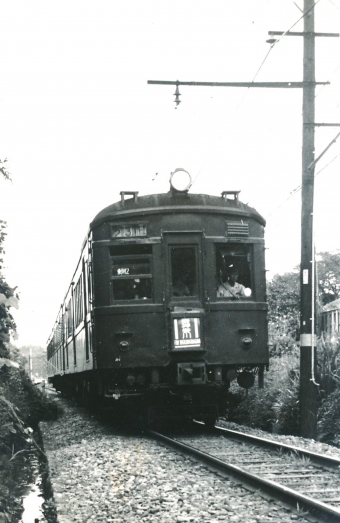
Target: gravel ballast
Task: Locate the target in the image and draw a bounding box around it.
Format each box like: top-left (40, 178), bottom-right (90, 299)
top-left (40, 398), bottom-right (324, 523)
top-left (216, 419), bottom-right (340, 459)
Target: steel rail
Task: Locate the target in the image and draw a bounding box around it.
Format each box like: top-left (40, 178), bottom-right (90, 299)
top-left (213, 425), bottom-right (340, 469)
top-left (149, 429), bottom-right (340, 522)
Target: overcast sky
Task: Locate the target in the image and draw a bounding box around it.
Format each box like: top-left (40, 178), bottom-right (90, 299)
top-left (1, 0), bottom-right (340, 347)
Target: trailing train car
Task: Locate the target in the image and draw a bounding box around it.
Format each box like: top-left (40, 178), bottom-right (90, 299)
top-left (47, 169), bottom-right (268, 423)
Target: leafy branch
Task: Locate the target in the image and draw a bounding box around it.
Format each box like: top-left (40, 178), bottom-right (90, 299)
top-left (0, 158), bottom-right (11, 182)
top-left (0, 395), bottom-right (46, 458)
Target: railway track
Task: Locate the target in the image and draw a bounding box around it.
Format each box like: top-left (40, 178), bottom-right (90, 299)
top-left (213, 424), bottom-right (340, 469)
top-left (149, 425), bottom-right (340, 523)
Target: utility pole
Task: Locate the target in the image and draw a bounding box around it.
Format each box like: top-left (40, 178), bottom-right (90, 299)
top-left (270, 1), bottom-right (339, 439)
top-left (148, 0), bottom-right (339, 439)
top-left (299, 0), bottom-right (318, 439)
top-left (268, 4), bottom-right (339, 439)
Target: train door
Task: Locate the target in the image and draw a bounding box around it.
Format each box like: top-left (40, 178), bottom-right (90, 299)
top-left (164, 233), bottom-right (205, 351)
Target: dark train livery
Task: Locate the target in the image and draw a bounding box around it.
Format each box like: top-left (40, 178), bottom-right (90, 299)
top-left (47, 170), bottom-right (268, 423)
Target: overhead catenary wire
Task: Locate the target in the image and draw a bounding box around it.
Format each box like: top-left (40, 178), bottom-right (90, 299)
top-left (240, 0), bottom-right (322, 100)
top-left (191, 0), bottom-right (323, 189)
top-left (314, 151), bottom-right (340, 174)
top-left (265, 151), bottom-right (340, 218)
top-left (293, 1), bottom-right (304, 13)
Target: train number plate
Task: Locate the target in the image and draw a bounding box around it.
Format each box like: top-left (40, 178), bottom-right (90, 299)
top-left (111, 223), bottom-right (147, 238)
top-left (173, 317), bottom-right (201, 348)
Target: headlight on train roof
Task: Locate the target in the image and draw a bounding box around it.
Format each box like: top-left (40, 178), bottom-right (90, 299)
top-left (170, 168), bottom-right (192, 193)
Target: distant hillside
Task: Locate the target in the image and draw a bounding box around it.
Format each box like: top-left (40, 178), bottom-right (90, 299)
top-left (18, 345), bottom-right (47, 380)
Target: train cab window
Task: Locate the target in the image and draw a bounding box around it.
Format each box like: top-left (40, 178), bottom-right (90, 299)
top-left (110, 245), bottom-right (152, 301)
top-left (216, 244), bottom-right (252, 298)
top-left (171, 246), bottom-right (198, 298)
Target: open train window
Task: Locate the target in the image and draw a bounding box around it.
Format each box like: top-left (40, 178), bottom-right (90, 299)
top-left (170, 246), bottom-right (198, 298)
top-left (216, 244), bottom-right (252, 298)
top-left (110, 245), bottom-right (153, 301)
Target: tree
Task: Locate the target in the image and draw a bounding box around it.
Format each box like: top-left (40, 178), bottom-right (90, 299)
top-left (267, 271), bottom-right (300, 356)
top-left (267, 271), bottom-right (300, 324)
top-left (317, 251), bottom-right (340, 305)
top-left (0, 164), bottom-right (18, 360)
top-left (0, 158), bottom-right (11, 182)
top-left (267, 250), bottom-right (340, 346)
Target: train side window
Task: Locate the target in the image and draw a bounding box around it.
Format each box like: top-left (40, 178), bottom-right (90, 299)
top-left (66, 298), bottom-right (73, 338)
top-left (170, 246), bottom-right (198, 298)
top-left (74, 277), bottom-right (84, 327)
top-left (216, 244), bottom-right (252, 298)
top-left (110, 245), bottom-right (153, 301)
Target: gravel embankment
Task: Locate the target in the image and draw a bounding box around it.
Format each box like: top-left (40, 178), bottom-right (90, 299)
top-left (40, 398), bottom-right (317, 523)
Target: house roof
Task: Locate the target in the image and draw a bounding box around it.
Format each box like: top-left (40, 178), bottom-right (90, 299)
top-left (323, 298), bottom-right (340, 311)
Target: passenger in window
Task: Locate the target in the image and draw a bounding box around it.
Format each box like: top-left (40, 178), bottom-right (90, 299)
top-left (217, 267), bottom-right (247, 299)
top-left (113, 280), bottom-right (135, 300)
top-left (133, 279), bottom-right (151, 300)
top-left (173, 278), bottom-right (190, 297)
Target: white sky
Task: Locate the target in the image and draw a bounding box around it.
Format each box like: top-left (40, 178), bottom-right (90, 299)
top-left (1, 0), bottom-right (340, 347)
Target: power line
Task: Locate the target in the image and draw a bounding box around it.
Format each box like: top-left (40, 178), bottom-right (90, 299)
top-left (250, 0), bottom-right (322, 84)
top-left (235, 0), bottom-right (323, 109)
top-left (315, 150), bottom-right (340, 174)
top-left (328, 0), bottom-right (339, 9)
top-left (191, 0), bottom-right (325, 191)
top-left (236, 0), bottom-right (323, 111)
top-left (193, 1), bottom-right (323, 187)
top-left (293, 2), bottom-right (304, 13)
top-left (265, 152), bottom-right (340, 218)
top-left (265, 186), bottom-right (301, 219)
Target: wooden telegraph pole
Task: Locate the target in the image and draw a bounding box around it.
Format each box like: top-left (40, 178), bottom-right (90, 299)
top-left (271, 0), bottom-right (340, 438)
top-left (299, 0), bottom-right (318, 439)
top-left (148, 0), bottom-right (339, 439)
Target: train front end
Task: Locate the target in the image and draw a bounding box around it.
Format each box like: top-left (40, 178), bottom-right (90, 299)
top-left (90, 172), bottom-right (268, 422)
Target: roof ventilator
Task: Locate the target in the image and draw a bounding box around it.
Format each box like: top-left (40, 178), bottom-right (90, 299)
top-left (227, 222), bottom-right (249, 237)
top-left (221, 191), bottom-right (240, 201)
top-left (120, 191), bottom-right (139, 206)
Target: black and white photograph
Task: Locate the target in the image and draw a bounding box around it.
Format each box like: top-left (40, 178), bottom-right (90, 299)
top-left (1, 1), bottom-right (340, 522)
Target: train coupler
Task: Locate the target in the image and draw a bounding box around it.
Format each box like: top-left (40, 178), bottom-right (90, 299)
top-left (177, 362), bottom-right (207, 385)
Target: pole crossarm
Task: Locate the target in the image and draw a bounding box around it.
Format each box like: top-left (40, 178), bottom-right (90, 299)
top-left (304, 123), bottom-right (340, 127)
top-left (147, 80), bottom-right (329, 88)
top-left (268, 31), bottom-right (339, 37)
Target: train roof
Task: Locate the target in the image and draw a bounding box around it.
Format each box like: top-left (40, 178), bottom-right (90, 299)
top-left (91, 190), bottom-right (266, 229)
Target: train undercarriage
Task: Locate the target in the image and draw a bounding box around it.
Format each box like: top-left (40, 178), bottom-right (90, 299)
top-left (49, 362), bottom-right (264, 426)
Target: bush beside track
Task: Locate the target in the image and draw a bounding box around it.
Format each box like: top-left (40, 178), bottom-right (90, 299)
top-left (227, 334), bottom-right (340, 446)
